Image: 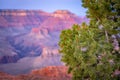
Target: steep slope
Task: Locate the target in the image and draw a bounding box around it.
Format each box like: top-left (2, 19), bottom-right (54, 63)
top-left (0, 66), bottom-right (119, 80)
top-left (0, 9), bottom-right (88, 74)
top-left (40, 10), bottom-right (84, 31)
top-left (30, 66), bottom-right (72, 80)
top-left (0, 10), bottom-right (50, 28)
top-left (0, 66), bottom-right (71, 80)
top-left (0, 36), bottom-right (20, 63)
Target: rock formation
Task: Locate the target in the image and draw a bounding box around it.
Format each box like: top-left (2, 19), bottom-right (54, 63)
top-left (0, 66), bottom-right (72, 80)
top-left (0, 10), bottom-right (88, 75)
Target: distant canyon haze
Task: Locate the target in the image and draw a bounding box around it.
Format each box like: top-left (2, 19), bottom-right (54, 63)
top-left (0, 10), bottom-right (88, 75)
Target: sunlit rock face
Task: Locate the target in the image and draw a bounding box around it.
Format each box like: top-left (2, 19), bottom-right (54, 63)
top-left (30, 66), bottom-right (72, 80)
top-left (0, 72), bottom-right (15, 80)
top-left (41, 10), bottom-right (85, 31)
top-left (0, 10), bottom-right (50, 28)
top-left (0, 66), bottom-right (72, 80)
top-left (0, 66), bottom-right (119, 80)
top-left (52, 10), bottom-right (76, 18)
top-left (0, 9), bottom-right (88, 74)
top-left (41, 47), bottom-right (59, 57)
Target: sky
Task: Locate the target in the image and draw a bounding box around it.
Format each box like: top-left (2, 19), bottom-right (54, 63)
top-left (0, 0), bottom-right (87, 16)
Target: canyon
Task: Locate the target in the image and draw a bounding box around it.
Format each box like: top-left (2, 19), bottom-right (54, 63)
top-left (0, 9), bottom-right (88, 77)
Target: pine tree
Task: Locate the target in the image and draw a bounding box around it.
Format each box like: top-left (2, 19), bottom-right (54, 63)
top-left (59, 0), bottom-right (120, 80)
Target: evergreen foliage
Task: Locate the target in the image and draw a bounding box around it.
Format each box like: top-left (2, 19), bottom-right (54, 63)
top-left (59, 0), bottom-right (120, 80)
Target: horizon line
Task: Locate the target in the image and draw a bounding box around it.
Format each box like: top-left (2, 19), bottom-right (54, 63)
top-left (0, 9), bottom-right (87, 17)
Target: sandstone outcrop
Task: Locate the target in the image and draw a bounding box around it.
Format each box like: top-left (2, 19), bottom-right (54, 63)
top-left (0, 66), bottom-right (72, 80)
